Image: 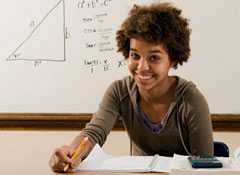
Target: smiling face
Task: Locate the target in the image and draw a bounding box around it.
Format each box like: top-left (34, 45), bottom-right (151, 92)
top-left (128, 38), bottom-right (174, 92)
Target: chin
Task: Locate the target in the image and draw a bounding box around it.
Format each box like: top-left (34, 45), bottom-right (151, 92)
top-left (136, 81), bottom-right (156, 91)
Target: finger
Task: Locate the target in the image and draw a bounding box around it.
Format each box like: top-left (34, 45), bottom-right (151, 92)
top-left (55, 147), bottom-right (73, 164)
top-left (61, 145), bottom-right (74, 157)
top-left (50, 158), bottom-right (64, 172)
top-left (50, 155), bottom-right (64, 172)
top-left (52, 163), bottom-right (65, 173)
top-left (49, 154), bottom-right (56, 168)
top-left (71, 156), bottom-right (82, 170)
top-left (54, 159), bottom-right (73, 173)
top-left (49, 154), bottom-right (61, 169)
top-left (63, 157), bottom-right (80, 173)
top-left (50, 146), bottom-right (74, 173)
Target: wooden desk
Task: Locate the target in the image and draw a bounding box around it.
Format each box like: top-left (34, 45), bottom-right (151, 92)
top-left (3, 157), bottom-right (167, 175)
top-left (0, 131), bottom-right (167, 175)
top-left (1, 152), bottom-right (166, 175)
top-left (55, 172), bottom-right (167, 175)
top-left (2, 158), bottom-right (167, 175)
top-left (1, 144), bottom-right (166, 175)
top-left (2, 153), bottom-right (167, 175)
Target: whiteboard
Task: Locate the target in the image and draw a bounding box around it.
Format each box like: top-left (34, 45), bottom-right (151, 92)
top-left (0, 0), bottom-right (239, 114)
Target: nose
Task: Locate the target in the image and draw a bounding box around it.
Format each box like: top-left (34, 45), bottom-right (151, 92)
top-left (137, 58), bottom-right (149, 70)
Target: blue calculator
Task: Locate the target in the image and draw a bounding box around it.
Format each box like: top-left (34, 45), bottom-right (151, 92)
top-left (188, 156), bottom-right (223, 168)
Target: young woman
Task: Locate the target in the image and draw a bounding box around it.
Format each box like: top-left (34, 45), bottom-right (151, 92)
top-left (49, 2), bottom-right (213, 172)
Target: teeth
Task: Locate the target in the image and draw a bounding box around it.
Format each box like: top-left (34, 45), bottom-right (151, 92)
top-left (138, 75), bottom-right (152, 80)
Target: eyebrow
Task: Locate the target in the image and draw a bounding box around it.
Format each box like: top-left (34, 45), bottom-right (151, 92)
top-left (130, 48), bottom-right (163, 54)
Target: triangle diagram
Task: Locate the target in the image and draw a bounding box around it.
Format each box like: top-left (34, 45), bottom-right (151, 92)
top-left (7, 0), bottom-right (66, 62)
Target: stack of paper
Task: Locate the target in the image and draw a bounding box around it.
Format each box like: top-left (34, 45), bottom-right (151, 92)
top-left (77, 144), bottom-right (171, 173)
top-left (77, 144), bottom-right (240, 174)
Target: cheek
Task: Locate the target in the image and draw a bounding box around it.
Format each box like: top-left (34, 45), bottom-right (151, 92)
top-left (127, 60), bottom-right (136, 72)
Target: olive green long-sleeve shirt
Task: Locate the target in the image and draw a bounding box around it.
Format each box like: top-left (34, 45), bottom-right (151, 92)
top-left (82, 76), bottom-right (213, 156)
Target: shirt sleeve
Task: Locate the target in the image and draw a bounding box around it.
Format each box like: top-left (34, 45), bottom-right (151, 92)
top-left (184, 88), bottom-right (214, 156)
top-left (81, 80), bottom-right (121, 146)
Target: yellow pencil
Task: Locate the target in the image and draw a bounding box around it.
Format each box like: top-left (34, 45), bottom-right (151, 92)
top-left (64, 137), bottom-right (89, 172)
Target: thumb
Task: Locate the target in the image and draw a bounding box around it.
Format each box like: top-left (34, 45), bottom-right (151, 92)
top-left (71, 156), bottom-right (82, 169)
top-left (68, 147), bottom-right (75, 158)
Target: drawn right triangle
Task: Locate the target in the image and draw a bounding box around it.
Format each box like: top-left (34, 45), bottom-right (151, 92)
top-left (7, 0), bottom-right (66, 62)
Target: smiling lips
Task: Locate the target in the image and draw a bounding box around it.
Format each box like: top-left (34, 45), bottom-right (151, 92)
top-left (138, 74), bottom-right (153, 80)
top-left (135, 73), bottom-right (155, 85)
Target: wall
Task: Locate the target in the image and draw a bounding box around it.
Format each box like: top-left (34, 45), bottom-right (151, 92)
top-left (0, 131), bottom-right (239, 159)
top-left (0, 0), bottom-right (240, 114)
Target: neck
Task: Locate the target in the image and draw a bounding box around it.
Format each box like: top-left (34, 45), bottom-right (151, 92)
top-left (139, 76), bottom-right (176, 105)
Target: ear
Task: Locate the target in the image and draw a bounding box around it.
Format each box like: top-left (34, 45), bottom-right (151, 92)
top-left (170, 61), bottom-right (177, 69)
top-left (170, 60), bottom-right (175, 67)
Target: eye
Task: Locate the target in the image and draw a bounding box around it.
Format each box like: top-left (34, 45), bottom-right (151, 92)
top-left (129, 52), bottom-right (140, 60)
top-left (148, 55), bottom-right (160, 62)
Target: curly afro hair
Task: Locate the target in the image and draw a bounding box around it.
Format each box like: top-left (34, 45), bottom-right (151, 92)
top-left (116, 2), bottom-right (191, 69)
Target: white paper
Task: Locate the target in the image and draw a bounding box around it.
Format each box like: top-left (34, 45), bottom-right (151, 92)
top-left (234, 147), bottom-right (240, 161)
top-left (77, 145), bottom-right (240, 174)
top-left (151, 155), bottom-right (172, 172)
top-left (77, 144), bottom-right (171, 172)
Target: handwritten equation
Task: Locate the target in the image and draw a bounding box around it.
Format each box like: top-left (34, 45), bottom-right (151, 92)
top-left (76, 0), bottom-right (112, 9)
top-left (76, 0), bottom-right (127, 73)
top-left (83, 58), bottom-right (126, 73)
top-left (81, 10), bottom-right (114, 52)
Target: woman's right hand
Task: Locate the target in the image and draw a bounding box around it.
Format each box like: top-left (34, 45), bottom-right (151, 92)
top-left (49, 145), bottom-right (82, 173)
